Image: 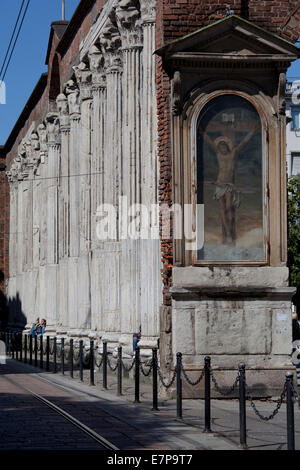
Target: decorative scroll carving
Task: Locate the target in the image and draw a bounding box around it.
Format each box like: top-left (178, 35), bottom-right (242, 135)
top-left (140, 0), bottom-right (156, 23)
top-left (73, 62), bottom-right (92, 101)
top-left (115, 0), bottom-right (142, 49)
top-left (56, 93), bottom-right (70, 128)
top-left (278, 72), bottom-right (286, 116)
top-left (172, 71), bottom-right (182, 116)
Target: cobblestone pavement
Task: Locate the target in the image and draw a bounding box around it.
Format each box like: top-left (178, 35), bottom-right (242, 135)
top-left (1, 355), bottom-right (299, 450)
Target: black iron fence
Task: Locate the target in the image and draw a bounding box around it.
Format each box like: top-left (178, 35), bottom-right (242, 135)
top-left (0, 331), bottom-right (297, 450)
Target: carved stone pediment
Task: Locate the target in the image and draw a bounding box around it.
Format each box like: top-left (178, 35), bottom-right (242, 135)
top-left (155, 14), bottom-right (300, 67)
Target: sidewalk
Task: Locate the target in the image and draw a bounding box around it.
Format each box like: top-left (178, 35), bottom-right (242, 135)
top-left (3, 357), bottom-right (299, 450)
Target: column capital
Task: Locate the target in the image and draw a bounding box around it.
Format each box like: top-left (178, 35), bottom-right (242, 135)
top-left (45, 112), bottom-right (61, 146)
top-left (115, 0), bottom-right (143, 49)
top-left (88, 44), bottom-right (107, 89)
top-left (64, 79), bottom-right (81, 115)
top-left (140, 0), bottom-right (156, 24)
top-left (73, 62), bottom-right (93, 101)
top-left (57, 93), bottom-right (70, 127)
top-left (99, 18), bottom-right (123, 73)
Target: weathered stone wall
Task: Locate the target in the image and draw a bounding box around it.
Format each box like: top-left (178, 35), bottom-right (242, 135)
top-left (5, 0), bottom-right (162, 356)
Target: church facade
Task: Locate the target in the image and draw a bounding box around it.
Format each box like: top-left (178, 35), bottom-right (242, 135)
top-left (2, 0), bottom-right (300, 393)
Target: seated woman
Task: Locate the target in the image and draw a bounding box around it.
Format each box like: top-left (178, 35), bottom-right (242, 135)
top-left (29, 318), bottom-right (40, 337)
top-left (36, 319), bottom-right (46, 338)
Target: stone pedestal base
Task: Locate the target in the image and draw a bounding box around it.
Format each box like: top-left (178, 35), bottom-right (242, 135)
top-left (169, 266), bottom-right (296, 398)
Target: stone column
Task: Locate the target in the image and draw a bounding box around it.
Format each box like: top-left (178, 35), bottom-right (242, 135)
top-left (57, 93), bottom-right (70, 332)
top-left (74, 62), bottom-right (93, 332)
top-left (139, 0), bottom-right (161, 353)
top-left (115, 1), bottom-right (143, 354)
top-left (99, 19), bottom-right (123, 349)
top-left (88, 45), bottom-right (107, 335)
top-left (44, 113), bottom-right (60, 331)
top-left (65, 80), bottom-right (81, 333)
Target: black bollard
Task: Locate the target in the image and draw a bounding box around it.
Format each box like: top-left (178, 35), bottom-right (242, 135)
top-left (152, 348), bottom-right (159, 411)
top-left (29, 335), bottom-right (33, 365)
top-left (90, 340), bottom-right (95, 386)
top-left (46, 336), bottom-right (50, 371)
top-left (79, 340), bottom-right (83, 382)
top-left (286, 372), bottom-right (295, 451)
top-left (24, 335), bottom-right (27, 364)
top-left (117, 346), bottom-right (122, 396)
top-left (19, 333), bottom-right (23, 362)
top-left (176, 352), bottom-right (183, 419)
top-left (61, 338), bottom-right (65, 375)
top-left (15, 333), bottom-right (18, 361)
top-left (70, 339), bottom-right (74, 378)
top-left (40, 336), bottom-right (43, 369)
top-left (102, 342), bottom-right (107, 389)
top-left (34, 336), bottom-right (38, 367)
top-left (204, 356), bottom-right (212, 433)
top-left (134, 347), bottom-right (140, 403)
top-left (53, 337), bottom-right (57, 373)
top-left (239, 363), bottom-right (247, 449)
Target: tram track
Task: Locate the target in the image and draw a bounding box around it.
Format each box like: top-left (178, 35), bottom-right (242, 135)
top-left (2, 374), bottom-right (119, 450)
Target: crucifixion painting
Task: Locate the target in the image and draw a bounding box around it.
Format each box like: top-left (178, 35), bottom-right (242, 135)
top-left (196, 94), bottom-right (265, 262)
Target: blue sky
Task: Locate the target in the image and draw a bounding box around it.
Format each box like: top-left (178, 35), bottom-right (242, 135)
top-left (0, 0), bottom-right (80, 145)
top-left (0, 2), bottom-right (300, 145)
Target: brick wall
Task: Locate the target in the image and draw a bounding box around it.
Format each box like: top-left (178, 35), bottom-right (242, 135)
top-left (156, 0), bottom-right (300, 306)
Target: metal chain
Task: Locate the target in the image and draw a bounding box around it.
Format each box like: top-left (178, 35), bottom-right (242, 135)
top-left (211, 370), bottom-right (240, 396)
top-left (122, 358), bottom-right (135, 372)
top-left (82, 352), bottom-right (90, 366)
top-left (182, 366), bottom-right (205, 386)
top-left (57, 346), bottom-right (62, 358)
top-left (140, 361), bottom-right (153, 377)
top-left (157, 363), bottom-right (177, 389)
top-left (107, 356), bottom-right (118, 372)
top-left (94, 355), bottom-right (103, 368)
top-left (246, 383), bottom-right (286, 421)
top-left (64, 348), bottom-right (70, 361)
top-left (73, 349), bottom-right (80, 362)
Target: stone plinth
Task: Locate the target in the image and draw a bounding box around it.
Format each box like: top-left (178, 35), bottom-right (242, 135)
top-left (170, 266), bottom-right (296, 397)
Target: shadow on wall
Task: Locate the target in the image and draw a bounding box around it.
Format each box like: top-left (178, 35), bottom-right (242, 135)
top-left (0, 270), bottom-right (27, 330)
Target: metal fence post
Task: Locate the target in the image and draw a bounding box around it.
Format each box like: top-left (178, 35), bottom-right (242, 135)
top-left (79, 340), bottom-right (83, 382)
top-left (176, 352), bottom-right (183, 419)
top-left (117, 346), bottom-right (122, 396)
top-left (70, 339), bottom-right (74, 378)
top-left (239, 363), bottom-right (247, 449)
top-left (286, 371), bottom-right (295, 451)
top-left (134, 347), bottom-right (140, 403)
top-left (90, 340), bottom-right (95, 386)
top-left (19, 333), bottom-right (23, 362)
top-left (102, 341), bottom-right (107, 389)
top-left (53, 337), bottom-right (57, 373)
top-left (29, 335), bottom-right (32, 365)
top-left (46, 336), bottom-right (50, 371)
top-left (204, 356), bottom-right (212, 433)
top-left (24, 335), bottom-right (27, 364)
top-left (152, 348), bottom-right (159, 411)
top-left (34, 336), bottom-right (38, 367)
top-left (14, 333), bottom-right (19, 361)
top-left (61, 338), bottom-right (65, 375)
top-left (40, 336), bottom-right (43, 369)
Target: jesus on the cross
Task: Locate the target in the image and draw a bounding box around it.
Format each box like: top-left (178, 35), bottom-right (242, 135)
top-left (200, 122), bottom-right (258, 245)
